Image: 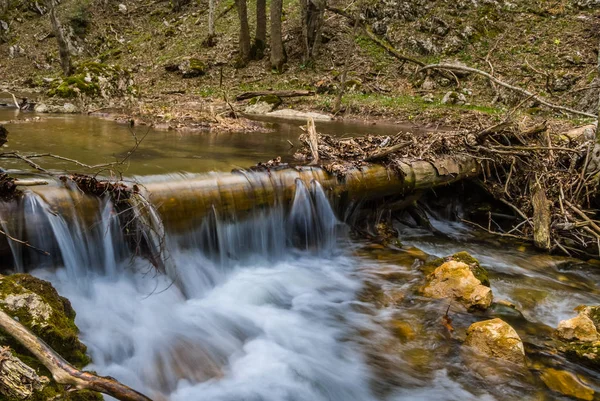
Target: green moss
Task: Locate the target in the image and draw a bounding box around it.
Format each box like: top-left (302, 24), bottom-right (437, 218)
top-left (0, 274), bottom-right (90, 368)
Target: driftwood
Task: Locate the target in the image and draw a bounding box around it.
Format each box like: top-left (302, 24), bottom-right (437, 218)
top-left (419, 63), bottom-right (597, 119)
top-left (236, 90), bottom-right (315, 101)
top-left (0, 308), bottom-right (153, 401)
top-left (365, 141), bottom-right (412, 162)
top-left (306, 117), bottom-right (319, 164)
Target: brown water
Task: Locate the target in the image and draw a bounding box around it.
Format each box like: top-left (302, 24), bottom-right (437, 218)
top-left (0, 109), bottom-right (413, 175)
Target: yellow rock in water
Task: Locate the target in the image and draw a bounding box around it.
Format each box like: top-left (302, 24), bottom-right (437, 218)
top-left (540, 368), bottom-right (594, 401)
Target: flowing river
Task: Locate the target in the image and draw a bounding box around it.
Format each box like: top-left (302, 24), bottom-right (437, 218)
top-left (1, 110), bottom-right (600, 400)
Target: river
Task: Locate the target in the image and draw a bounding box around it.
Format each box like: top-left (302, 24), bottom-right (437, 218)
top-left (1, 110), bottom-right (600, 400)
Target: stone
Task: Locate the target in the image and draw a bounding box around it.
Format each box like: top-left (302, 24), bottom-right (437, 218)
top-left (540, 368), bottom-right (594, 401)
top-left (441, 91), bottom-right (467, 105)
top-left (181, 58), bottom-right (207, 78)
top-left (465, 318), bottom-right (525, 364)
top-left (556, 314), bottom-right (599, 342)
top-left (421, 76), bottom-right (436, 91)
top-left (118, 3), bottom-right (128, 13)
top-left (245, 101), bottom-right (274, 115)
top-left (389, 320), bottom-right (416, 343)
top-left (421, 260), bottom-right (492, 310)
top-left (34, 103), bottom-right (48, 113)
top-left (574, 0), bottom-right (600, 8)
top-left (62, 103), bottom-right (77, 113)
top-left (422, 93), bottom-right (434, 103)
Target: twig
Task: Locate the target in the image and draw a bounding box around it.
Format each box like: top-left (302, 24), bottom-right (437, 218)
top-left (0, 228), bottom-right (50, 256)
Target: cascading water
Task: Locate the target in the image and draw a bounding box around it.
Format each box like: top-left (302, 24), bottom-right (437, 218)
top-left (8, 178), bottom-right (376, 401)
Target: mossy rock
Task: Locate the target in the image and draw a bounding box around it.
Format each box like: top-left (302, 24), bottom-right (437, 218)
top-left (424, 251), bottom-right (489, 287)
top-left (0, 274), bottom-right (89, 368)
top-left (47, 62), bottom-right (133, 99)
top-left (249, 94), bottom-right (282, 107)
top-left (182, 58), bottom-right (207, 78)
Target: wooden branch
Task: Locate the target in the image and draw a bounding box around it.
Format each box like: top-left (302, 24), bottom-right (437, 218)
top-left (565, 200), bottom-right (600, 236)
top-left (236, 90), bottom-right (315, 101)
top-left (365, 141), bottom-right (412, 161)
top-left (531, 180), bottom-right (551, 250)
top-left (0, 228), bottom-right (50, 256)
top-left (306, 117), bottom-right (319, 164)
top-left (0, 309), bottom-right (153, 401)
top-left (419, 63), bottom-right (597, 118)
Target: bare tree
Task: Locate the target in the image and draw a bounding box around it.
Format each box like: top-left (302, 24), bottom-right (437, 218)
top-left (300, 0), bottom-right (325, 66)
top-left (46, 0), bottom-right (73, 76)
top-left (235, 0), bottom-right (251, 67)
top-left (253, 0), bottom-right (266, 59)
top-left (270, 0), bottom-right (286, 72)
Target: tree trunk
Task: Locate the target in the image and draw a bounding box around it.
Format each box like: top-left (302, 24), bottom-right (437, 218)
top-left (208, 0), bottom-right (215, 37)
top-left (253, 0), bottom-right (266, 59)
top-left (597, 37), bottom-right (600, 143)
top-left (46, 0), bottom-right (72, 76)
top-left (300, 0), bottom-right (325, 66)
top-left (235, 0), bottom-right (251, 67)
top-left (270, 0), bottom-right (286, 72)
top-left (333, 16), bottom-right (359, 114)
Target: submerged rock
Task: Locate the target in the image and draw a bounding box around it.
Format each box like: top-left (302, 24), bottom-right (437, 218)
top-left (421, 260), bottom-right (492, 310)
top-left (464, 318), bottom-right (525, 365)
top-left (540, 368), bottom-right (594, 401)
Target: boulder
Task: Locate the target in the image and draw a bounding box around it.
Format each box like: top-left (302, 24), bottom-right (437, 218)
top-left (465, 318), bottom-right (525, 364)
top-left (441, 91), bottom-right (467, 105)
top-left (33, 103), bottom-right (49, 113)
top-left (421, 260), bottom-right (492, 310)
top-left (556, 313), bottom-right (599, 342)
top-left (181, 58), bottom-right (207, 78)
top-left (244, 94), bottom-right (282, 114)
top-left (0, 274), bottom-right (101, 400)
top-left (540, 368), bottom-right (594, 401)
top-left (62, 103), bottom-right (78, 113)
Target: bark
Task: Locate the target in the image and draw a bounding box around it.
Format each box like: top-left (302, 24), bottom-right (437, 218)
top-left (208, 0), bottom-right (215, 37)
top-left (235, 0), bottom-right (251, 67)
top-left (253, 0), bottom-right (266, 59)
top-left (270, 0), bottom-right (286, 72)
top-left (306, 118), bottom-right (319, 164)
top-left (46, 0), bottom-right (73, 76)
top-left (236, 90), bottom-right (314, 100)
top-left (300, 0), bottom-right (325, 65)
top-left (0, 308), bottom-right (154, 401)
top-left (532, 181), bottom-right (551, 250)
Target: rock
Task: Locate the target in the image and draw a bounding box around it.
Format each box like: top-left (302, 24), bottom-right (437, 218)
top-left (552, 75), bottom-right (576, 92)
top-left (441, 91), bottom-right (467, 105)
top-left (34, 103), bottom-right (48, 113)
top-left (577, 77), bottom-right (599, 114)
top-left (0, 347), bottom-right (49, 399)
top-left (0, 20), bottom-right (8, 32)
top-left (421, 76), bottom-right (437, 91)
top-left (422, 93), bottom-right (434, 103)
top-left (556, 313), bottom-right (599, 342)
top-left (421, 260), bottom-right (493, 310)
top-left (62, 103), bottom-right (78, 113)
top-left (540, 368), bottom-right (594, 401)
top-left (465, 318), bottom-right (525, 364)
top-left (181, 58), bottom-right (207, 78)
top-left (423, 251), bottom-right (490, 286)
top-left (561, 124), bottom-right (596, 143)
top-left (574, 0), bottom-right (600, 8)
top-left (118, 3), bottom-right (128, 13)
top-left (245, 101), bottom-right (275, 115)
top-left (389, 320), bottom-right (416, 343)
top-left (8, 45), bottom-right (24, 59)
top-left (266, 109), bottom-right (332, 121)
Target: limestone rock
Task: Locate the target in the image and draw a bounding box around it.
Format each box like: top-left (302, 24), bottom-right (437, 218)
top-left (465, 318), bottom-right (525, 364)
top-left (267, 109), bottom-right (332, 121)
top-left (62, 103), bottom-right (78, 113)
top-left (245, 101), bottom-right (274, 115)
top-left (441, 91), bottom-right (467, 105)
top-left (540, 368), bottom-right (594, 401)
top-left (34, 103), bottom-right (49, 113)
top-left (556, 313), bottom-right (599, 342)
top-left (421, 260), bottom-right (492, 310)
top-left (118, 3), bottom-right (128, 13)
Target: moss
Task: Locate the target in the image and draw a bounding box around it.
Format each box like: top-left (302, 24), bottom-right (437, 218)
top-left (564, 342), bottom-right (600, 370)
top-left (0, 274), bottom-right (90, 368)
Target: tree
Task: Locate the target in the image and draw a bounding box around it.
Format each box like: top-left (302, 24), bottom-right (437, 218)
top-left (300, 0), bottom-right (325, 66)
top-left (253, 0), bottom-right (267, 59)
top-left (270, 0), bottom-right (286, 71)
top-left (46, 0), bottom-right (72, 76)
top-left (235, 0), bottom-right (251, 67)
top-left (597, 37), bottom-right (600, 142)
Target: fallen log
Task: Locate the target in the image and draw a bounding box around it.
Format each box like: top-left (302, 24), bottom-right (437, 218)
top-left (0, 308), bottom-right (153, 401)
top-left (236, 90), bottom-right (315, 101)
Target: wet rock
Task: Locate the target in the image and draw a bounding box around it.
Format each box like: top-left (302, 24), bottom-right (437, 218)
top-left (540, 368), bottom-right (594, 401)
top-left (424, 251), bottom-right (490, 286)
top-left (556, 313), bottom-right (599, 342)
top-left (389, 320), bottom-right (416, 343)
top-left (421, 260), bottom-right (492, 310)
top-left (465, 318), bottom-right (525, 364)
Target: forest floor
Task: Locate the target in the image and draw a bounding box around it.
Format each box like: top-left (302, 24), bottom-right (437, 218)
top-left (0, 0), bottom-right (598, 133)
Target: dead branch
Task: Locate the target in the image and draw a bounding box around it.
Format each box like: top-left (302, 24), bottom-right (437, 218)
top-left (0, 308), bottom-right (153, 401)
top-left (0, 228), bottom-right (50, 256)
top-left (305, 117), bottom-right (319, 164)
top-left (365, 141), bottom-right (412, 162)
top-left (419, 63), bottom-right (597, 118)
